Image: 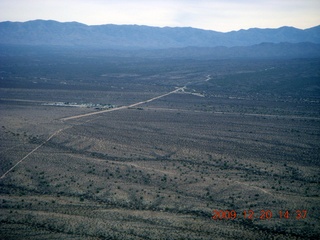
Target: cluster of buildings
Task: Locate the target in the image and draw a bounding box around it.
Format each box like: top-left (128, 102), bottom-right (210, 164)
top-left (43, 102), bottom-right (116, 109)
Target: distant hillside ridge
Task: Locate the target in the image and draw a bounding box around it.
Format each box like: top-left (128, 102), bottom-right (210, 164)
top-left (0, 20), bottom-right (319, 49)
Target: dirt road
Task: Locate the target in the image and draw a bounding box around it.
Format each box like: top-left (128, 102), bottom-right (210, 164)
top-left (60, 87), bottom-right (185, 121)
top-left (0, 128), bottom-right (66, 179)
top-left (0, 86), bottom-right (186, 179)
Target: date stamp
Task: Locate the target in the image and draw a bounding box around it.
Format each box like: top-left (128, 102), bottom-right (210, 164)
top-left (212, 209), bottom-right (307, 220)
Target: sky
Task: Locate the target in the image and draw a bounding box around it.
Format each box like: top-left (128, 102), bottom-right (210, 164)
top-left (0, 0), bottom-right (319, 32)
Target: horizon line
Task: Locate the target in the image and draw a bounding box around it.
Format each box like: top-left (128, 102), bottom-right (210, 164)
top-left (1, 19), bottom-right (319, 33)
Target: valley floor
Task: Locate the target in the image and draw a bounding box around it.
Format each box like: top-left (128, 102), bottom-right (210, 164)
top-left (0, 57), bottom-right (319, 239)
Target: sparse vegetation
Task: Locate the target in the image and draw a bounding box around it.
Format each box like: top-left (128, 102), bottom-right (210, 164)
top-left (0, 49), bottom-right (319, 239)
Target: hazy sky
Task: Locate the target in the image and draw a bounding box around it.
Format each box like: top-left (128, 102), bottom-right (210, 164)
top-left (0, 0), bottom-right (319, 32)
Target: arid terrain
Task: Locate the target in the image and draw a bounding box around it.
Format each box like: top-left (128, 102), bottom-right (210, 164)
top-left (0, 51), bottom-right (319, 239)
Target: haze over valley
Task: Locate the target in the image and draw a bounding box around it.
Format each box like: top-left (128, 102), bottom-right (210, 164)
top-left (0, 18), bottom-right (319, 239)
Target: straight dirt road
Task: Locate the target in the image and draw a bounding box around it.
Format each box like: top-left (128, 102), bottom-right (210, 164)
top-left (0, 85), bottom-right (188, 179)
top-left (0, 128), bottom-right (66, 179)
top-left (60, 86), bottom-right (186, 121)
top-left (1, 76), bottom-right (210, 179)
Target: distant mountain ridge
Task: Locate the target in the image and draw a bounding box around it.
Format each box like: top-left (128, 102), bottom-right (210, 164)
top-left (0, 20), bottom-right (319, 49)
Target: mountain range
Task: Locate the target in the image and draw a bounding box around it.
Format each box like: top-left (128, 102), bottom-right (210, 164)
top-left (0, 20), bottom-right (320, 59)
top-left (0, 20), bottom-right (320, 49)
